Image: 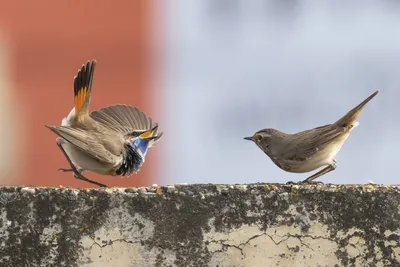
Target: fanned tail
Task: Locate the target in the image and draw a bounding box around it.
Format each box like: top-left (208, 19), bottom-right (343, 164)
top-left (74, 60), bottom-right (97, 118)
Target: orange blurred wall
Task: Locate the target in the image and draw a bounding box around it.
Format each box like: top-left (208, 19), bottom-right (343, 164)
top-left (0, 0), bottom-right (162, 187)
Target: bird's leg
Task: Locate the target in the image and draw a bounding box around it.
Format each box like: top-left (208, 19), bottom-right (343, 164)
top-left (287, 160), bottom-right (337, 185)
top-left (56, 143), bottom-right (107, 188)
top-left (58, 167), bottom-right (83, 173)
top-left (302, 160), bottom-right (337, 184)
top-left (300, 166), bottom-right (332, 184)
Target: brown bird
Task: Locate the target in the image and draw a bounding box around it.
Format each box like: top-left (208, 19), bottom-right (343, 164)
top-left (46, 60), bottom-right (162, 187)
top-left (244, 90), bottom-right (379, 184)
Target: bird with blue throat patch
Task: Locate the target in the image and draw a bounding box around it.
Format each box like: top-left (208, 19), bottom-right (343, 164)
top-left (46, 60), bottom-right (162, 187)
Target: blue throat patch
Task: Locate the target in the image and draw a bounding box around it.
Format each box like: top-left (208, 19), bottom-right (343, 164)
top-left (115, 139), bottom-right (148, 176)
top-left (134, 138), bottom-right (150, 155)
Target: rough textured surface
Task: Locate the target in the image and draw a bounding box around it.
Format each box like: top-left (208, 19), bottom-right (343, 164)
top-left (0, 184), bottom-right (399, 267)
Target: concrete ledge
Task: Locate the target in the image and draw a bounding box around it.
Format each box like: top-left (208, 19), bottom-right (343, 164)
top-left (0, 184), bottom-right (399, 267)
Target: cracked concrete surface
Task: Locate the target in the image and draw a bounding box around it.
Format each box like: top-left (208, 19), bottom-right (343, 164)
top-left (0, 184), bottom-right (399, 267)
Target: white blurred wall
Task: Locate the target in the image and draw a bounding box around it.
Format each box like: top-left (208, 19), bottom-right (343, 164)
top-left (160, 0), bottom-right (400, 185)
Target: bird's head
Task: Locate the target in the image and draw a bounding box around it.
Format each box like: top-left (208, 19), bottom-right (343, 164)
top-left (130, 125), bottom-right (163, 159)
top-left (243, 128), bottom-right (283, 156)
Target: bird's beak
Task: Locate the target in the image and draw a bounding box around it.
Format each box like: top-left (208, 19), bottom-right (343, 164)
top-left (139, 125), bottom-right (158, 139)
top-left (243, 136), bottom-right (253, 141)
top-left (139, 125), bottom-right (160, 139)
top-left (151, 124), bottom-right (159, 132)
top-left (148, 132), bottom-right (163, 141)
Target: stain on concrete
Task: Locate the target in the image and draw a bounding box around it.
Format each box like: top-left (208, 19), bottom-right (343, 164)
top-left (0, 184), bottom-right (399, 267)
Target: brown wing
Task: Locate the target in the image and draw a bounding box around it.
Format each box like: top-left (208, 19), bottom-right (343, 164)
top-left (45, 125), bottom-right (121, 164)
top-left (282, 124), bottom-right (344, 161)
top-left (90, 105), bottom-right (160, 137)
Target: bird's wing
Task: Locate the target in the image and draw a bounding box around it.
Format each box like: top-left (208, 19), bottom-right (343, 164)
top-left (90, 105), bottom-right (160, 137)
top-left (282, 124), bottom-right (344, 161)
top-left (45, 125), bottom-right (120, 164)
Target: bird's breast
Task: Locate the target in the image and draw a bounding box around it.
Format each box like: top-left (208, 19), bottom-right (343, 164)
top-left (114, 145), bottom-right (144, 176)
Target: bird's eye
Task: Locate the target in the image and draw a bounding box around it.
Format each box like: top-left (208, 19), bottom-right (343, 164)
top-left (257, 135), bottom-right (263, 141)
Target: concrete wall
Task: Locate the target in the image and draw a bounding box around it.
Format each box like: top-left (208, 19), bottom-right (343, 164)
top-left (0, 184), bottom-right (399, 267)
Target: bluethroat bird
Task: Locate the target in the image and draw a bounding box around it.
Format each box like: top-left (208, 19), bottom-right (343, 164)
top-left (244, 90), bottom-right (379, 184)
top-left (46, 60), bottom-right (162, 187)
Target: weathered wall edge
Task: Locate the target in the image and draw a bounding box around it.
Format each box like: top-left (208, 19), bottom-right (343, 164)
top-left (0, 184), bottom-right (399, 267)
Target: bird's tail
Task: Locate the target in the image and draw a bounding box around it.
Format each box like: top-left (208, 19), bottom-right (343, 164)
top-left (74, 60), bottom-right (96, 119)
top-left (334, 90), bottom-right (379, 128)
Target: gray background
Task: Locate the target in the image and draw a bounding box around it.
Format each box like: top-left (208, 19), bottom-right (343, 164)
top-left (159, 0), bottom-right (400, 185)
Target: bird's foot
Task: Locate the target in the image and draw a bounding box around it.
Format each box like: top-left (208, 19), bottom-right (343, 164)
top-left (58, 167), bottom-right (106, 188)
top-left (55, 143), bottom-right (106, 188)
top-left (73, 171), bottom-right (108, 188)
top-left (58, 167), bottom-right (83, 173)
top-left (286, 180), bottom-right (324, 185)
top-left (58, 168), bottom-right (74, 172)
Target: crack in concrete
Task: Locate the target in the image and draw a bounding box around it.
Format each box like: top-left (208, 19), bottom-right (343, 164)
top-left (211, 231), bottom-right (343, 257)
top-left (213, 241), bottom-right (244, 256)
top-left (89, 238), bottom-right (141, 250)
top-left (210, 233), bottom-right (266, 256)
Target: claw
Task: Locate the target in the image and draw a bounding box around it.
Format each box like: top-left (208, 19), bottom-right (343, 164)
top-left (58, 168), bottom-right (73, 172)
top-left (286, 180), bottom-right (324, 185)
top-left (305, 180), bottom-right (324, 185)
top-left (300, 180), bottom-right (324, 185)
top-left (58, 168), bottom-right (83, 173)
top-left (73, 171), bottom-right (107, 187)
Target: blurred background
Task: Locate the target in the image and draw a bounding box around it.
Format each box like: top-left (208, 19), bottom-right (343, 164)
top-left (0, 0), bottom-right (399, 187)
